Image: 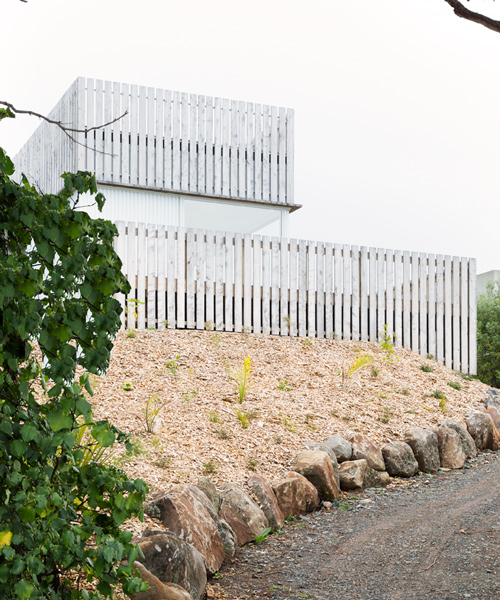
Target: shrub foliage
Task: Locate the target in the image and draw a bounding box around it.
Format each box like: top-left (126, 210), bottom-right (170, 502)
top-left (0, 108), bottom-right (147, 599)
top-left (477, 281), bottom-right (500, 388)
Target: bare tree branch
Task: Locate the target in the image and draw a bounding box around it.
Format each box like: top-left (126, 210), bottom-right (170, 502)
top-left (442, 0), bottom-right (500, 34)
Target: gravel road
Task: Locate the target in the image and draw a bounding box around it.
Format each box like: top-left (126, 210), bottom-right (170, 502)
top-left (212, 451), bottom-right (500, 600)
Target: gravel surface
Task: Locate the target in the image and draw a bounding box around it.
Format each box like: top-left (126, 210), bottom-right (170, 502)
top-left (212, 451), bottom-right (500, 600)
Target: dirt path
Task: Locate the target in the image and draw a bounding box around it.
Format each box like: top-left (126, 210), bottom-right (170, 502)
top-left (212, 451), bottom-right (500, 600)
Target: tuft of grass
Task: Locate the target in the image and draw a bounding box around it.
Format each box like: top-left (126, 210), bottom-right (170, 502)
top-left (122, 382), bottom-right (133, 391)
top-left (278, 379), bottom-right (292, 391)
top-left (427, 353), bottom-right (435, 360)
top-left (246, 456), bottom-right (259, 471)
top-left (143, 395), bottom-right (163, 433)
top-left (447, 381), bottom-right (462, 391)
top-left (216, 428), bottom-right (230, 440)
top-left (254, 527), bottom-right (272, 544)
top-left (431, 389), bottom-right (446, 399)
top-left (399, 388), bottom-right (411, 396)
top-left (202, 459), bottom-right (218, 474)
top-left (236, 410), bottom-right (250, 429)
top-left (371, 366), bottom-right (381, 378)
top-left (457, 371), bottom-right (477, 381)
top-left (182, 387), bottom-right (199, 403)
top-left (165, 355), bottom-right (181, 375)
top-left (377, 406), bottom-right (394, 424)
top-left (378, 325), bottom-right (395, 362)
top-left (209, 410), bottom-right (219, 423)
top-left (420, 364), bottom-right (433, 373)
top-left (126, 328), bottom-right (136, 338)
top-left (282, 416), bottom-right (297, 433)
top-left (406, 408), bottom-right (416, 414)
top-left (341, 352), bottom-right (374, 390)
top-left (230, 357), bottom-right (252, 403)
top-left (439, 397), bottom-right (448, 413)
top-left (301, 338), bottom-right (313, 350)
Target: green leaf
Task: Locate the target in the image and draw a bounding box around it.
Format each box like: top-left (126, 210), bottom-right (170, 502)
top-left (18, 507), bottom-right (36, 523)
top-left (14, 579), bottom-right (34, 600)
top-left (47, 411), bottom-right (73, 432)
top-left (20, 424), bottom-right (38, 443)
top-left (92, 424), bottom-right (115, 448)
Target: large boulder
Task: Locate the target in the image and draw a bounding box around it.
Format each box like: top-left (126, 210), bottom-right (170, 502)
top-left (435, 426), bottom-right (466, 469)
top-left (196, 478), bottom-right (220, 514)
top-left (271, 471), bottom-right (320, 518)
top-left (364, 466), bottom-right (391, 489)
top-left (321, 434), bottom-right (352, 463)
top-left (247, 474), bottom-right (284, 531)
top-left (404, 428), bottom-right (440, 473)
top-left (465, 412), bottom-right (500, 451)
top-left (219, 484), bottom-right (269, 547)
top-left (290, 451), bottom-right (340, 501)
top-left (481, 405), bottom-right (500, 432)
top-left (338, 459), bottom-right (367, 490)
top-left (305, 441), bottom-right (340, 486)
top-left (146, 486), bottom-right (224, 574)
top-left (485, 389), bottom-right (500, 411)
top-left (132, 562), bottom-right (194, 600)
top-left (137, 534), bottom-right (206, 600)
top-left (382, 441), bottom-right (419, 477)
top-left (440, 420), bottom-right (477, 459)
top-left (350, 434), bottom-right (385, 471)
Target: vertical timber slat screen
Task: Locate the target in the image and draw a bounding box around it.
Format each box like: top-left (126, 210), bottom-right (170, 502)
top-left (115, 222), bottom-right (477, 374)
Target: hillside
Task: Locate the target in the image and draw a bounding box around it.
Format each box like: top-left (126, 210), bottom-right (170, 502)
top-left (88, 329), bottom-right (488, 504)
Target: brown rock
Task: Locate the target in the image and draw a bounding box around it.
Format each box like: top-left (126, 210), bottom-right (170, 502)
top-left (132, 562), bottom-right (194, 600)
top-left (481, 405), bottom-right (500, 432)
top-left (364, 466), bottom-right (391, 488)
top-left (435, 426), bottom-right (466, 469)
top-left (247, 474), bottom-right (284, 531)
top-left (404, 428), bottom-right (440, 473)
top-left (219, 484), bottom-right (269, 546)
top-left (271, 471), bottom-right (320, 519)
top-left (291, 450), bottom-right (340, 501)
top-left (305, 441), bottom-right (340, 487)
top-left (465, 412), bottom-right (500, 451)
top-left (338, 459), bottom-right (367, 490)
top-left (132, 562), bottom-right (193, 600)
top-left (137, 534), bottom-right (206, 600)
top-left (350, 434), bottom-right (385, 471)
top-left (323, 434), bottom-right (352, 463)
top-left (146, 486), bottom-right (224, 574)
top-left (196, 478), bottom-right (220, 514)
top-left (382, 441), bottom-right (419, 477)
top-left (440, 420), bottom-right (477, 459)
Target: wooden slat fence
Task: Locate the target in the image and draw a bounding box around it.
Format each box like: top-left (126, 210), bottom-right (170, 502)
top-left (114, 222), bottom-right (477, 374)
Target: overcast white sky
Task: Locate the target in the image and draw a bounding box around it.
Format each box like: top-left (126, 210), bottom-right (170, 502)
top-left (2, 0), bottom-right (500, 273)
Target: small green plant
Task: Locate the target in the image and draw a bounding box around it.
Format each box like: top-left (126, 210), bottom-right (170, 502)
top-left (182, 387), bottom-right (199, 403)
top-left (254, 526), bottom-right (272, 544)
top-left (122, 381), bottom-right (133, 391)
top-left (406, 408), bottom-right (417, 414)
top-left (143, 395), bottom-right (163, 433)
top-left (371, 366), bottom-right (381, 378)
top-left (278, 379), bottom-right (293, 391)
top-left (301, 338), bottom-right (313, 349)
top-left (431, 389), bottom-right (446, 399)
top-left (457, 371), bottom-right (477, 381)
top-left (74, 417), bottom-right (115, 467)
top-left (204, 320), bottom-right (214, 331)
top-left (341, 352), bottom-right (374, 390)
top-left (230, 356), bottom-right (252, 403)
top-left (209, 410), bottom-right (220, 423)
top-left (283, 315), bottom-right (291, 328)
top-left (155, 455), bottom-right (173, 469)
top-left (165, 355), bottom-right (181, 375)
top-left (420, 364), bottom-right (433, 373)
top-left (378, 392), bottom-right (388, 399)
top-left (439, 397), bottom-right (448, 413)
top-left (304, 413), bottom-right (315, 428)
top-left (237, 410), bottom-right (250, 429)
top-left (427, 353), bottom-right (435, 360)
top-left (379, 325), bottom-right (395, 362)
top-left (202, 459), bottom-right (218, 474)
top-left (216, 428), bottom-right (230, 440)
top-left (282, 416), bottom-right (297, 433)
top-left (246, 456), bottom-right (259, 471)
top-left (399, 388), bottom-right (411, 396)
top-left (447, 381), bottom-right (462, 391)
top-left (377, 406), bottom-right (394, 424)
top-left (162, 320), bottom-right (170, 327)
top-left (126, 328), bottom-right (136, 338)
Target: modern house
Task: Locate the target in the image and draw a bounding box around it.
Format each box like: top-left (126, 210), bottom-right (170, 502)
top-left (14, 77), bottom-right (478, 374)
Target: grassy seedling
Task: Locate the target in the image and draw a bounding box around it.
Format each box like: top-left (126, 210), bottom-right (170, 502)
top-left (301, 338), bottom-right (313, 350)
top-left (406, 408), bottom-right (417, 414)
top-left (431, 389), bottom-right (446, 399)
top-left (236, 410), bottom-right (250, 429)
top-left (378, 392), bottom-right (388, 399)
top-left (399, 388), bottom-right (411, 396)
top-left (115, 437), bottom-right (148, 467)
top-left (209, 410), bottom-right (219, 423)
top-left (427, 353), bottom-right (435, 360)
top-left (377, 406), bottom-right (394, 424)
top-left (246, 456), bottom-right (259, 471)
top-left (162, 320), bottom-right (170, 327)
top-left (447, 381), bottom-right (462, 391)
top-left (282, 416), bottom-right (297, 433)
top-left (230, 357), bottom-right (252, 403)
top-left (278, 379), bottom-right (292, 391)
top-left (143, 395), bottom-right (163, 433)
top-left (122, 382), bottom-right (133, 391)
top-left (216, 428), bottom-right (230, 440)
top-left (126, 328), bottom-right (136, 338)
top-left (182, 387), bottom-right (199, 403)
top-left (371, 366), bottom-right (380, 378)
top-left (420, 364), bottom-right (433, 373)
top-left (202, 459), bottom-right (218, 474)
top-left (341, 352), bottom-right (374, 390)
top-left (204, 321), bottom-right (214, 331)
top-left (165, 355), bottom-right (181, 375)
top-left (378, 325), bottom-right (395, 362)
top-left (254, 527), bottom-right (272, 544)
